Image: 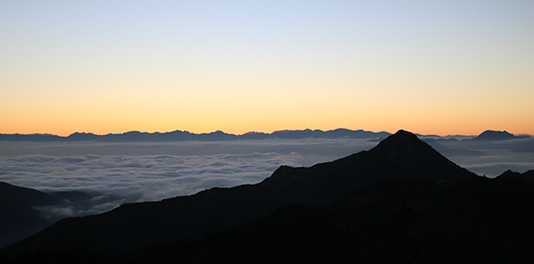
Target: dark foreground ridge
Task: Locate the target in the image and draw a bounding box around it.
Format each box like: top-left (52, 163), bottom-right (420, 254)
top-left (0, 182), bottom-right (113, 248)
top-left (0, 182), bottom-right (53, 248)
top-left (3, 130), bottom-right (534, 263)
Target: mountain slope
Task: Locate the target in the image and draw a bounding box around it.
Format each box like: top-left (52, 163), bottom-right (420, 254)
top-left (4, 130), bottom-right (477, 253)
top-left (0, 182), bottom-right (55, 248)
top-left (135, 172), bottom-right (534, 264)
top-left (0, 182), bottom-right (118, 249)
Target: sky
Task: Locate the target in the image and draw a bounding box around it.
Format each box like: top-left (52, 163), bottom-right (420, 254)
top-left (1, 0), bottom-right (533, 136)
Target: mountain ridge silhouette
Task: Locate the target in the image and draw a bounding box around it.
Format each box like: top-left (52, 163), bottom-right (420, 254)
top-left (3, 130), bottom-right (477, 252)
top-left (3, 130), bottom-right (534, 263)
top-left (0, 128), bottom-right (390, 142)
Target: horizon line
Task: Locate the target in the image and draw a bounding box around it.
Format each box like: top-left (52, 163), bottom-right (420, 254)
top-left (1, 128), bottom-right (530, 138)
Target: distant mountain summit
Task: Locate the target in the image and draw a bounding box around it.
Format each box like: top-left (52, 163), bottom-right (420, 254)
top-left (473, 130), bottom-right (518, 141)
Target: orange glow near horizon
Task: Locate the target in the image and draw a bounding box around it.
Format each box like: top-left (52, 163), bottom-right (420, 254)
top-left (3, 73), bottom-right (533, 137)
top-left (2, 104), bottom-right (532, 137)
top-left (3, 125), bottom-right (532, 138)
top-left (2, 72), bottom-right (533, 137)
top-left (1, 2), bottom-right (533, 138)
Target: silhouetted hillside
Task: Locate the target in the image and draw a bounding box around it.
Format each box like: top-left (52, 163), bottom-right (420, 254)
top-left (3, 130), bottom-right (534, 263)
top-left (0, 182), bottom-right (106, 249)
top-left (120, 173), bottom-right (534, 264)
top-left (0, 182), bottom-right (55, 248)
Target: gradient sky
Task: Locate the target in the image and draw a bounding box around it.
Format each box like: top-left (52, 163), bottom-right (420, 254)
top-left (1, 0), bottom-right (533, 136)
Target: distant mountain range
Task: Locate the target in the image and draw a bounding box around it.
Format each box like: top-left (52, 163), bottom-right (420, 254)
top-left (3, 130), bottom-right (534, 263)
top-left (1, 129), bottom-right (530, 142)
top-left (0, 129), bottom-right (390, 142)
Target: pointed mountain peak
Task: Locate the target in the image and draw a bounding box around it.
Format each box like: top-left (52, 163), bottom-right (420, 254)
top-left (367, 130), bottom-right (474, 179)
top-left (386, 129), bottom-right (418, 141)
top-left (371, 130), bottom-right (427, 154)
top-left (497, 169), bottom-right (519, 177)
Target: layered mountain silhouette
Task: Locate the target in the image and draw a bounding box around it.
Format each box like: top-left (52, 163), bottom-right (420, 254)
top-left (0, 128), bottom-right (389, 142)
top-left (3, 130), bottom-right (534, 263)
top-left (0, 183), bottom-right (111, 249)
top-left (0, 182), bottom-right (54, 248)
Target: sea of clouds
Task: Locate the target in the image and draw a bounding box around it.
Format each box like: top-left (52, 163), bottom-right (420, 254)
top-left (0, 139), bottom-right (377, 219)
top-left (1, 137), bottom-right (533, 220)
top-left (427, 137), bottom-right (534, 177)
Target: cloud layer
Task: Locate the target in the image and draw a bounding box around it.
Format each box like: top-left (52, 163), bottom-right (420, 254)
top-left (1, 138), bottom-right (532, 220)
top-left (435, 138), bottom-right (534, 177)
top-left (0, 139), bottom-right (377, 219)
top-left (1, 152), bottom-right (298, 200)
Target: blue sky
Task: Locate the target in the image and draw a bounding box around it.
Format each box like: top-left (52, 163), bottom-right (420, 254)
top-left (1, 0), bottom-right (533, 135)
